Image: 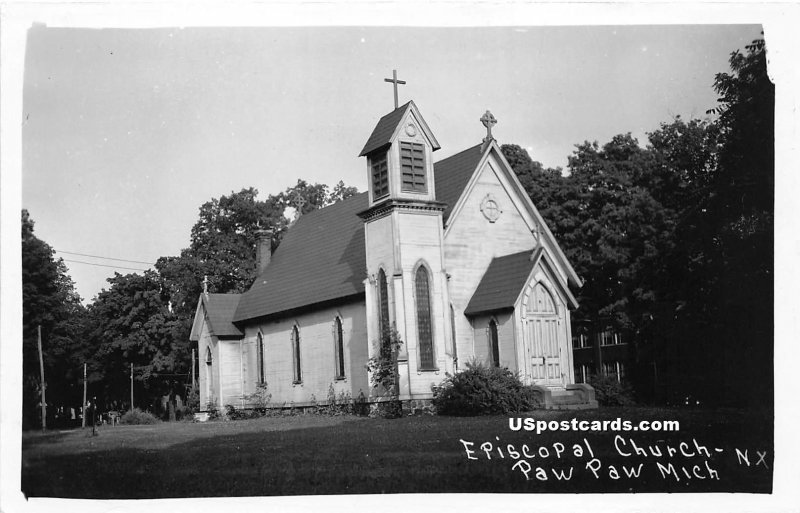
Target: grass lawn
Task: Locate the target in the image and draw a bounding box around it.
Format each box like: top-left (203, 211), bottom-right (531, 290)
top-left (21, 407), bottom-right (772, 498)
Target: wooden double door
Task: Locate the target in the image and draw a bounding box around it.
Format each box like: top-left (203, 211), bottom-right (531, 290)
top-left (523, 282), bottom-right (563, 386)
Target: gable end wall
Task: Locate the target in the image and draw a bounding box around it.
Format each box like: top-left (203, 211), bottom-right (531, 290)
top-left (444, 154), bottom-right (537, 365)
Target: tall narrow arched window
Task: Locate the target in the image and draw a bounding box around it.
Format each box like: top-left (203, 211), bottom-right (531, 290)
top-left (257, 332), bottom-right (265, 384)
top-left (450, 303), bottom-right (459, 369)
top-left (291, 325), bottom-right (302, 384)
top-left (205, 347), bottom-right (213, 403)
top-left (415, 265), bottom-right (435, 370)
top-left (488, 319), bottom-right (500, 367)
top-left (334, 317), bottom-right (345, 379)
top-left (378, 269), bottom-right (390, 336)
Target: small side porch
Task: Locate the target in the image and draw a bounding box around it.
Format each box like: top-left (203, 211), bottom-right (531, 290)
top-left (464, 248), bottom-right (597, 410)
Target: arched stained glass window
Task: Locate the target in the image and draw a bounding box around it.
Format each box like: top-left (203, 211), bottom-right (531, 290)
top-left (378, 269), bottom-right (390, 335)
top-left (415, 266), bottom-right (435, 370)
top-left (257, 332), bottom-right (265, 384)
top-left (488, 319), bottom-right (500, 367)
top-left (334, 317), bottom-right (345, 379)
top-left (291, 325), bottom-right (302, 383)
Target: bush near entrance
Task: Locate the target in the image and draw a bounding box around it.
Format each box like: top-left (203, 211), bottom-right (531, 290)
top-left (432, 361), bottom-right (539, 415)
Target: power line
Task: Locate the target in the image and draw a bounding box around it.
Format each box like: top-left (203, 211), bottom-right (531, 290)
top-left (63, 259), bottom-right (151, 272)
top-left (56, 250), bottom-right (155, 266)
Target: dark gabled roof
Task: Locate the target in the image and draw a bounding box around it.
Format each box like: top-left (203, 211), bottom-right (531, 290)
top-left (464, 248), bottom-right (543, 316)
top-left (233, 192), bottom-right (369, 322)
top-left (359, 102), bottom-right (412, 157)
top-left (434, 143), bottom-right (484, 222)
top-left (202, 293), bottom-right (243, 338)
top-left (233, 141), bottom-right (488, 323)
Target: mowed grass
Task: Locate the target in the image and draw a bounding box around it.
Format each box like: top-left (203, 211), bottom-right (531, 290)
top-left (22, 407), bottom-right (772, 498)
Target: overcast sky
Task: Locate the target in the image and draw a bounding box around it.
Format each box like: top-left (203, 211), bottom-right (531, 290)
top-left (21, 24), bottom-right (762, 303)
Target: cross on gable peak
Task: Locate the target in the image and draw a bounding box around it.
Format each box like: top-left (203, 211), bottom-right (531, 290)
top-left (481, 110), bottom-right (498, 150)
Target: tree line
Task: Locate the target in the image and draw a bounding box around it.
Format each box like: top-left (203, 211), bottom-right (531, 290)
top-left (21, 37), bottom-right (771, 427)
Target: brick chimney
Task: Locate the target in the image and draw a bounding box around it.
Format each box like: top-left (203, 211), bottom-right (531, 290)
top-left (255, 229), bottom-right (273, 276)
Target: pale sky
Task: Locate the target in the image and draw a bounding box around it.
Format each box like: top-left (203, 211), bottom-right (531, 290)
top-left (21, 24), bottom-right (761, 304)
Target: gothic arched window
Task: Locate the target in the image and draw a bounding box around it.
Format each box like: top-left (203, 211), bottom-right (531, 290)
top-left (257, 332), bottom-right (265, 384)
top-left (204, 347), bottom-right (213, 404)
top-left (450, 303), bottom-right (459, 370)
top-left (334, 317), bottom-right (345, 379)
top-left (378, 268), bottom-right (390, 336)
top-left (488, 319), bottom-right (500, 367)
top-left (291, 325), bottom-right (302, 384)
top-left (415, 265), bottom-right (435, 370)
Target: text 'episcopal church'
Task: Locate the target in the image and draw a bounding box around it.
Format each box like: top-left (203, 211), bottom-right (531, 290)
top-left (190, 81), bottom-right (597, 411)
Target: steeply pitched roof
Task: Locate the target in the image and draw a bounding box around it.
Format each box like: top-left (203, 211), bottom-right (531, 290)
top-left (232, 142), bottom-right (489, 323)
top-left (233, 193), bottom-right (369, 322)
top-left (201, 293), bottom-right (243, 338)
top-left (434, 143), bottom-right (484, 222)
top-left (359, 102), bottom-right (412, 157)
top-left (464, 248), bottom-right (543, 316)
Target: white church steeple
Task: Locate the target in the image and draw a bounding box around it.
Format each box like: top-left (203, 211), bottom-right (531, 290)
top-left (358, 74), bottom-right (454, 400)
top-left (359, 72), bottom-right (441, 207)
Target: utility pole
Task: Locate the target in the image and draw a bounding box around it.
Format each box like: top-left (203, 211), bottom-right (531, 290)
top-left (191, 348), bottom-right (196, 391)
top-left (130, 363), bottom-right (134, 411)
top-left (82, 363), bottom-right (87, 428)
top-left (37, 325), bottom-right (46, 432)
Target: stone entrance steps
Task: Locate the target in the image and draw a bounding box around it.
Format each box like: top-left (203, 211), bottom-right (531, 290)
top-left (531, 384), bottom-right (598, 410)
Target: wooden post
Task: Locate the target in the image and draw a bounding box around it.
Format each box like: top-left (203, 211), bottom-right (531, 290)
top-left (82, 363), bottom-right (87, 428)
top-left (37, 325), bottom-right (46, 432)
top-left (130, 362), bottom-right (134, 411)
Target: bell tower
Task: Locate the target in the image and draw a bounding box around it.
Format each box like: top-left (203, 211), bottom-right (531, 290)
top-left (358, 73), bottom-right (453, 401)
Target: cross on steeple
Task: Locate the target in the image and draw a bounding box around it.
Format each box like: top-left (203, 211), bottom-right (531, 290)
top-left (384, 69), bottom-right (406, 109)
top-left (203, 275), bottom-right (209, 295)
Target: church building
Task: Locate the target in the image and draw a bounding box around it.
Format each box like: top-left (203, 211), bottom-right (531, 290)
top-left (190, 80), bottom-right (596, 411)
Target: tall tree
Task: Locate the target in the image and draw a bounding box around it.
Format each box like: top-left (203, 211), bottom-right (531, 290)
top-left (84, 271), bottom-right (187, 411)
top-left (651, 37), bottom-right (774, 407)
top-left (21, 210), bottom-right (85, 428)
top-left (561, 135), bottom-right (674, 328)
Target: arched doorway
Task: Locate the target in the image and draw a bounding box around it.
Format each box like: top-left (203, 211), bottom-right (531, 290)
top-left (524, 282), bottom-right (562, 386)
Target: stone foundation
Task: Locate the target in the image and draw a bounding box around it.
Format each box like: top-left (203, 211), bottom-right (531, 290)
top-left (402, 398), bottom-right (435, 416)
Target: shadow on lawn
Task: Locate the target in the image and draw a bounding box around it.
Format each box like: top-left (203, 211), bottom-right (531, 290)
top-left (22, 408), bottom-right (773, 499)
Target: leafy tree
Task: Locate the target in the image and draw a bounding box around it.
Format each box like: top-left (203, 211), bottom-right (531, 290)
top-left (501, 144), bottom-right (566, 223)
top-left (502, 140), bottom-right (674, 331)
top-left (328, 180), bottom-right (360, 204)
top-left (647, 37), bottom-right (773, 407)
top-left (501, 37), bottom-right (772, 408)
top-left (158, 188), bottom-right (285, 318)
top-left (84, 271), bottom-right (187, 411)
top-left (561, 135), bottom-right (675, 328)
top-left (21, 210), bottom-right (85, 428)
top-left (642, 117), bottom-right (720, 211)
